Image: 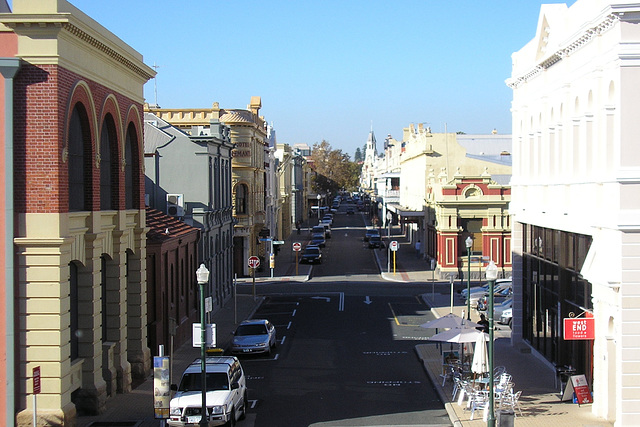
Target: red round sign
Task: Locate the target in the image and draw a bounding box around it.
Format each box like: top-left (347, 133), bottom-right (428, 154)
top-left (248, 256), bottom-right (260, 268)
top-left (292, 242), bottom-right (302, 252)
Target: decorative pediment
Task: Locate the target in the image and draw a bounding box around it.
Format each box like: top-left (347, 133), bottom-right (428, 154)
top-left (535, 15), bottom-right (552, 62)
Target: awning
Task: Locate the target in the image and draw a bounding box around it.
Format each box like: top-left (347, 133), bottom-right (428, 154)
top-left (386, 203), bottom-right (424, 217)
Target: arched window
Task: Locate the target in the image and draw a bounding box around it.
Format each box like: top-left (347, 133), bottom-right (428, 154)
top-left (68, 105), bottom-right (89, 211)
top-left (235, 184), bottom-right (247, 214)
top-left (100, 114), bottom-right (117, 210)
top-left (124, 123), bottom-right (137, 209)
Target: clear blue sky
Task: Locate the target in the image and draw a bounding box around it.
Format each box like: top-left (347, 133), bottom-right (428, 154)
top-left (17, 1), bottom-right (573, 157)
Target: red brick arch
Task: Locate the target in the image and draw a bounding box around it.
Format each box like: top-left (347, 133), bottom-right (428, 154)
top-left (64, 81), bottom-right (99, 212)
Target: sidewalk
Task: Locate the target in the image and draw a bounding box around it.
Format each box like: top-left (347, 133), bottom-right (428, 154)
top-left (374, 225), bottom-right (613, 427)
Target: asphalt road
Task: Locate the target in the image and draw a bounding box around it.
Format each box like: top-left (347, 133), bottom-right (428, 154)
top-left (234, 208), bottom-right (451, 426)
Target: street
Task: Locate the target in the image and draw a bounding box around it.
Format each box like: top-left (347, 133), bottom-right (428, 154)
top-left (235, 209), bottom-right (451, 426)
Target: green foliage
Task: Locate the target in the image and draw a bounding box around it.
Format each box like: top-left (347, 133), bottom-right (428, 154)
top-left (311, 140), bottom-right (361, 193)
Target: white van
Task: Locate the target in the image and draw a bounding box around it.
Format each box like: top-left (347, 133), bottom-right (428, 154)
top-left (168, 356), bottom-right (247, 427)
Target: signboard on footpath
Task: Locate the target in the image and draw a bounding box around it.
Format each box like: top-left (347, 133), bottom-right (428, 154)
top-left (562, 374), bottom-right (593, 405)
top-left (153, 356), bottom-right (170, 418)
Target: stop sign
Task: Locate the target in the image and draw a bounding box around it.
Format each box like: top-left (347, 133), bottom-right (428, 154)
top-left (390, 241), bottom-right (399, 251)
top-left (248, 256), bottom-right (260, 268)
top-left (292, 242), bottom-right (301, 252)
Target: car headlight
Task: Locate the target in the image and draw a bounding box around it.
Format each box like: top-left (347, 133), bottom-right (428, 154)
top-left (210, 404), bottom-right (226, 415)
top-left (170, 407), bottom-right (182, 416)
top-left (257, 342), bottom-right (267, 347)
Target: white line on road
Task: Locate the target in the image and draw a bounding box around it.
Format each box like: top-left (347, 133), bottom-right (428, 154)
top-left (287, 321), bottom-right (292, 329)
top-left (292, 309), bottom-right (297, 317)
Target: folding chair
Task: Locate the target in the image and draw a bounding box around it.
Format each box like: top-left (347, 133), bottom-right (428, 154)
top-left (502, 390), bottom-right (523, 416)
top-left (469, 390), bottom-right (489, 421)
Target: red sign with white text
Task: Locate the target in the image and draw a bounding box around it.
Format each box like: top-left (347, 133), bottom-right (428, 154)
top-left (564, 318), bottom-right (595, 340)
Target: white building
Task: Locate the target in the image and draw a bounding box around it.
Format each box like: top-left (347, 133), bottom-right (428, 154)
top-left (508, 2), bottom-right (640, 424)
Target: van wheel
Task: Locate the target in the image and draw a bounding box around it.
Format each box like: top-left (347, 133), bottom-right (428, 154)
top-left (239, 391), bottom-right (247, 420)
top-left (225, 408), bottom-right (236, 426)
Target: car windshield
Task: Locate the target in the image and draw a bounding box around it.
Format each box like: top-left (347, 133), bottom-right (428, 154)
top-left (304, 248), bottom-right (320, 255)
top-left (235, 324), bottom-right (267, 336)
top-left (178, 372), bottom-right (229, 392)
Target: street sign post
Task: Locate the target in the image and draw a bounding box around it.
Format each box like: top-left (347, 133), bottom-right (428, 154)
top-left (293, 242), bottom-right (301, 275)
top-left (33, 366), bottom-right (40, 426)
top-left (389, 241), bottom-right (398, 275)
top-left (248, 256), bottom-right (260, 298)
top-left (248, 256), bottom-right (260, 269)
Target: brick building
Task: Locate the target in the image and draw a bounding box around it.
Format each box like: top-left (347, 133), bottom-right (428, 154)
top-left (1, 0), bottom-right (155, 424)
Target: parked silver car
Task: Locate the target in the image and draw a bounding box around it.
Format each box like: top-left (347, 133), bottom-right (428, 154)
top-left (229, 319), bottom-right (277, 356)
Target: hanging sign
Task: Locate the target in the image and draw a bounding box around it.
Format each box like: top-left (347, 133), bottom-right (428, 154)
top-left (563, 317), bottom-right (595, 340)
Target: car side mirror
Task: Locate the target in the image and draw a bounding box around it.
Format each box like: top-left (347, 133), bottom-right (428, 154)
top-left (231, 382), bottom-right (239, 390)
top-left (170, 384), bottom-right (178, 391)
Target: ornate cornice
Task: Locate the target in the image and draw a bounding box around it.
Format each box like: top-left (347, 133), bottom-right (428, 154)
top-left (507, 13), bottom-right (619, 89)
top-left (2, 17), bottom-right (154, 81)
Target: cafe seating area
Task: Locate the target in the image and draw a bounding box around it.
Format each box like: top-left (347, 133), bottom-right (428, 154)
top-left (442, 358), bottom-right (524, 421)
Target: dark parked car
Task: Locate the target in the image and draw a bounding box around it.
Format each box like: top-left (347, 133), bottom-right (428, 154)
top-left (346, 207), bottom-right (355, 215)
top-left (365, 228), bottom-right (380, 241)
top-left (310, 233), bottom-right (326, 248)
top-left (300, 245), bottom-right (322, 264)
top-left (368, 235), bottom-right (383, 248)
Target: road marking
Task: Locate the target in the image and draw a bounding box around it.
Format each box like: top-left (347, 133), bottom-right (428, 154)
top-left (364, 296), bottom-right (372, 305)
top-left (366, 380), bottom-right (422, 386)
top-left (249, 400), bottom-right (258, 409)
top-left (273, 353), bottom-right (279, 360)
top-left (339, 292), bottom-right (344, 311)
top-left (287, 321), bottom-right (292, 329)
top-left (388, 303), bottom-right (400, 325)
top-left (292, 309), bottom-right (297, 317)
top-left (280, 336), bottom-right (286, 345)
top-left (246, 376), bottom-right (264, 380)
top-left (311, 296), bottom-right (331, 302)
top-left (362, 351), bottom-right (408, 356)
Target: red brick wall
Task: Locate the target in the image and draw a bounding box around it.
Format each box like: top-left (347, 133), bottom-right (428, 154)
top-left (14, 63), bottom-right (145, 214)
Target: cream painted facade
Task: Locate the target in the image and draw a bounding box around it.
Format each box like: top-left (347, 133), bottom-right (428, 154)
top-left (396, 124), bottom-right (512, 278)
top-left (1, 0), bottom-right (155, 425)
top-left (508, 2), bottom-right (640, 425)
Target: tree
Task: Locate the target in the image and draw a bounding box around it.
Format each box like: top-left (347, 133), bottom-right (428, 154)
top-left (310, 140), bottom-right (361, 194)
top-left (354, 147), bottom-right (362, 162)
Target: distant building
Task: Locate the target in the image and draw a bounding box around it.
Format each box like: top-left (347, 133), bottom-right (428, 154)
top-left (0, 0), bottom-right (155, 424)
top-left (147, 98), bottom-right (270, 277)
top-left (393, 124), bottom-right (512, 278)
top-left (508, 1), bottom-right (640, 424)
top-left (144, 112), bottom-right (234, 341)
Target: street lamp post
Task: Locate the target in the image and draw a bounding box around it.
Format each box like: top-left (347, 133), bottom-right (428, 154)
top-left (317, 194), bottom-right (321, 221)
top-left (196, 263), bottom-right (210, 427)
top-left (465, 236), bottom-right (473, 321)
top-left (485, 260), bottom-right (499, 427)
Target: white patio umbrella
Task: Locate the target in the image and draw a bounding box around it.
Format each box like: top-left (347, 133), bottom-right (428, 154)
top-left (420, 313), bottom-right (480, 330)
top-left (428, 326), bottom-right (489, 344)
top-left (471, 332), bottom-right (490, 375)
top-left (429, 327), bottom-right (489, 367)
